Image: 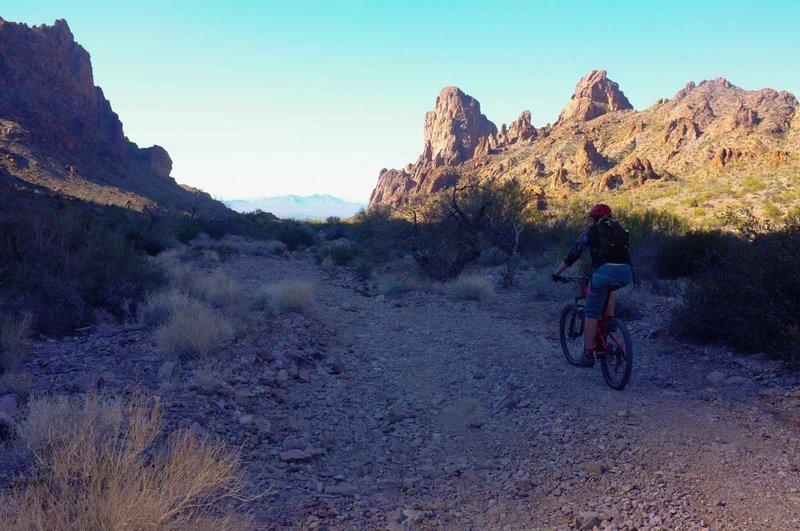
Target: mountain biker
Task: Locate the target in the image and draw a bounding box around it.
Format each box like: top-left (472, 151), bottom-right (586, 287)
top-left (551, 203), bottom-right (633, 367)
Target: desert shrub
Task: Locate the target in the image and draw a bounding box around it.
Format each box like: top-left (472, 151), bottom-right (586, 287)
top-left (155, 303), bottom-right (232, 358)
top-left (376, 273), bottom-right (419, 295)
top-left (1, 394), bottom-right (248, 530)
top-left (673, 222), bottom-right (800, 359)
top-left (0, 314), bottom-right (32, 374)
top-left (273, 222), bottom-right (316, 250)
top-left (445, 274), bottom-right (494, 301)
top-left (175, 217), bottom-right (203, 244)
top-left (407, 178), bottom-right (535, 281)
top-left (254, 280), bottom-right (315, 313)
top-left (157, 257), bottom-right (243, 308)
top-left (0, 192), bottom-right (165, 334)
top-left (480, 246), bottom-right (510, 267)
top-left (656, 229), bottom-right (736, 278)
top-left (191, 271), bottom-right (244, 307)
top-left (351, 257), bottom-right (374, 280)
top-left (218, 235), bottom-right (286, 256)
top-left (314, 241), bottom-right (364, 266)
top-left (138, 289), bottom-right (206, 327)
top-left (348, 207), bottom-right (414, 259)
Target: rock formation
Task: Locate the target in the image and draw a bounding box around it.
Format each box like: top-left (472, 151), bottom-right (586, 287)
top-left (370, 86), bottom-right (497, 206)
top-left (556, 70), bottom-right (633, 124)
top-left (575, 140), bottom-right (608, 178)
top-left (422, 86), bottom-right (497, 167)
top-left (0, 17), bottom-right (225, 215)
top-left (506, 111), bottom-right (537, 145)
top-left (595, 156), bottom-right (659, 191)
top-left (369, 70), bottom-right (800, 213)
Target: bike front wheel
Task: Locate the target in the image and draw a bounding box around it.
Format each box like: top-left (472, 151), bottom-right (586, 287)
top-left (559, 304), bottom-right (585, 366)
top-left (600, 318), bottom-right (633, 390)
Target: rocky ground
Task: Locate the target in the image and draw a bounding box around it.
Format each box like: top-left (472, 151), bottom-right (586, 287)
top-left (6, 252), bottom-right (800, 530)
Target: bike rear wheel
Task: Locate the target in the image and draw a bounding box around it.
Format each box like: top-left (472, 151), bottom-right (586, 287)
top-left (600, 318), bottom-right (633, 390)
top-left (559, 304), bottom-right (585, 366)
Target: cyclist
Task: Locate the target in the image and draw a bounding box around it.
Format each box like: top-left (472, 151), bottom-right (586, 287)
top-left (551, 204), bottom-right (633, 367)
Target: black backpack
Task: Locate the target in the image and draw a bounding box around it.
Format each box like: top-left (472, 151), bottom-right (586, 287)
top-left (588, 217), bottom-right (630, 266)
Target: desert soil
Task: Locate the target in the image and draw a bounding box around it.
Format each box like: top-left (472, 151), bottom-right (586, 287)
top-left (16, 253), bottom-right (800, 530)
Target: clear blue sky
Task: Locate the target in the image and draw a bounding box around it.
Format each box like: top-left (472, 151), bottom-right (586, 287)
top-left (4, 1), bottom-right (800, 202)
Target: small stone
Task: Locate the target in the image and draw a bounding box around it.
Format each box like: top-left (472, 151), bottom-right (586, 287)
top-left (375, 294), bottom-right (386, 303)
top-left (238, 415), bottom-right (254, 426)
top-left (515, 479), bottom-right (534, 494)
top-left (277, 369), bottom-right (289, 382)
top-left (0, 394), bottom-right (19, 417)
top-left (157, 361), bottom-right (175, 380)
top-left (583, 462), bottom-right (605, 476)
top-left (190, 421), bottom-right (204, 437)
top-left (705, 371), bottom-right (726, 385)
top-left (280, 449), bottom-right (314, 462)
top-left (325, 482), bottom-right (357, 496)
top-left (578, 511), bottom-right (600, 530)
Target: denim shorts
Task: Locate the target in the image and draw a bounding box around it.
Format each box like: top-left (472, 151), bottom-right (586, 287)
top-left (585, 264), bottom-right (633, 318)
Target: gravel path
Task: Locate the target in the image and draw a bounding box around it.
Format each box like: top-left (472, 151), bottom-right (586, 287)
top-left (16, 253), bottom-right (800, 530)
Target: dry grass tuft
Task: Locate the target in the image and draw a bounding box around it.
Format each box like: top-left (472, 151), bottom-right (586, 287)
top-left (375, 274), bottom-right (419, 295)
top-left (155, 252), bottom-right (243, 308)
top-left (445, 274), bottom-right (494, 301)
top-left (138, 289), bottom-right (206, 327)
top-left (254, 280), bottom-right (315, 313)
top-left (0, 372), bottom-right (33, 397)
top-left (219, 235), bottom-right (286, 256)
top-left (0, 394), bottom-right (249, 530)
top-left (0, 314), bottom-right (32, 373)
top-left (155, 303), bottom-right (232, 358)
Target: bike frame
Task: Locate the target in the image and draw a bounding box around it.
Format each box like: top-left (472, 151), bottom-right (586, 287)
top-left (568, 277), bottom-right (622, 356)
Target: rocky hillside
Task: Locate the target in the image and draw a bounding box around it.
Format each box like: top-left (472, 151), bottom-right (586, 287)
top-left (0, 17), bottom-right (225, 215)
top-left (370, 70), bottom-right (800, 221)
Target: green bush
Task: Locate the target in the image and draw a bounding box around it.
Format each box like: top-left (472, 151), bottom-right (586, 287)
top-left (673, 222), bottom-right (800, 360)
top-left (314, 241), bottom-right (363, 266)
top-left (0, 192), bottom-right (164, 334)
top-left (656, 230), bottom-right (736, 279)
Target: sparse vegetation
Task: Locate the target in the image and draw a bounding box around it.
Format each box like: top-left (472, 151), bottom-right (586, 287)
top-left (155, 303), bottom-right (233, 358)
top-left (1, 394), bottom-right (249, 530)
top-left (673, 216), bottom-right (800, 360)
top-left (254, 280), bottom-right (316, 312)
top-left (445, 274), bottom-right (494, 301)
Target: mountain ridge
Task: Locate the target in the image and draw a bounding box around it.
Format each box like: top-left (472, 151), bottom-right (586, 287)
top-left (0, 17), bottom-right (227, 216)
top-left (226, 194), bottom-right (365, 219)
top-left (369, 70), bottom-right (799, 221)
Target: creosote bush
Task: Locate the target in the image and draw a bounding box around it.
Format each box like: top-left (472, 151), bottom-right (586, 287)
top-left (0, 394), bottom-right (249, 530)
top-left (254, 280), bottom-right (315, 313)
top-left (673, 219), bottom-right (800, 360)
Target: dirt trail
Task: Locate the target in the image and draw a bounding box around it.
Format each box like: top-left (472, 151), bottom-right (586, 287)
top-left (18, 254), bottom-right (800, 530)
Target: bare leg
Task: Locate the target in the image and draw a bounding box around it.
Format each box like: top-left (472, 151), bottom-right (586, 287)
top-left (585, 318), bottom-right (598, 351)
top-left (605, 292), bottom-right (616, 318)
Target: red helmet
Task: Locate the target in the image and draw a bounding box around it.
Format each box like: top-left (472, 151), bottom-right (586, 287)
top-left (588, 203), bottom-right (612, 218)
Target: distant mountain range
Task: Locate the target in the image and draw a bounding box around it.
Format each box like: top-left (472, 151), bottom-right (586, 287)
top-left (225, 194), bottom-right (366, 220)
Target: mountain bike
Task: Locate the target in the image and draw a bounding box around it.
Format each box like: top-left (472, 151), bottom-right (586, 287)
top-left (553, 275), bottom-right (633, 390)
